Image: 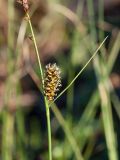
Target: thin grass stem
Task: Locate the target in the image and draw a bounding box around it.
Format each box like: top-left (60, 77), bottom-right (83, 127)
top-left (26, 12), bottom-right (52, 160)
top-left (45, 98), bottom-right (52, 160)
top-left (27, 13), bottom-right (44, 88)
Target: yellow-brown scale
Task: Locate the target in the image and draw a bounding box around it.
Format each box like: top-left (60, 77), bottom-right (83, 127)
top-left (44, 63), bottom-right (61, 101)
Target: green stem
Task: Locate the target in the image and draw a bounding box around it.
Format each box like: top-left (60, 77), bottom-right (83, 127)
top-left (27, 13), bottom-right (44, 87)
top-left (26, 12), bottom-right (52, 160)
top-left (45, 98), bottom-right (52, 160)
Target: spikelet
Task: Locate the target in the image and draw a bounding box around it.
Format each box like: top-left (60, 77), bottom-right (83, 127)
top-left (44, 63), bottom-right (61, 101)
top-left (17, 0), bottom-right (29, 12)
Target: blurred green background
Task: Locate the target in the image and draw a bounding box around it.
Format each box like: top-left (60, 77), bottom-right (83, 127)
top-left (0, 0), bottom-right (120, 160)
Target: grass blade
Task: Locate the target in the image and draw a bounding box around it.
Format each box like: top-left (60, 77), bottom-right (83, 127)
top-left (53, 36), bottom-right (108, 103)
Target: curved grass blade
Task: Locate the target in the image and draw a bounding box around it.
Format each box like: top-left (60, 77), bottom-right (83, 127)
top-left (52, 36), bottom-right (108, 104)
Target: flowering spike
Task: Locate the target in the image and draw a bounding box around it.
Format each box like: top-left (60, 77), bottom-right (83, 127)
top-left (44, 63), bottom-right (61, 101)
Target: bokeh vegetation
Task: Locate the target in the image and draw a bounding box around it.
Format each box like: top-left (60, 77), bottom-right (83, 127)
top-left (0, 0), bottom-right (120, 160)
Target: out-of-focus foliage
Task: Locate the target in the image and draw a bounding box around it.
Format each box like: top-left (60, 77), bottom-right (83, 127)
top-left (0, 0), bottom-right (120, 160)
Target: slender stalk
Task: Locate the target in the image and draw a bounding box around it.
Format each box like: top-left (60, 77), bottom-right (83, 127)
top-left (45, 98), bottom-right (52, 160)
top-left (27, 13), bottom-right (44, 87)
top-left (26, 12), bottom-right (52, 160)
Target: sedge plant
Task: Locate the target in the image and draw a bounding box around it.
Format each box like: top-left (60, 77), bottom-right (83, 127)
top-left (18, 1), bottom-right (108, 160)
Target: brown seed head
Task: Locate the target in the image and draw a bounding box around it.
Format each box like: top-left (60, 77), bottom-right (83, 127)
top-left (17, 0), bottom-right (29, 12)
top-left (44, 63), bottom-right (61, 101)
